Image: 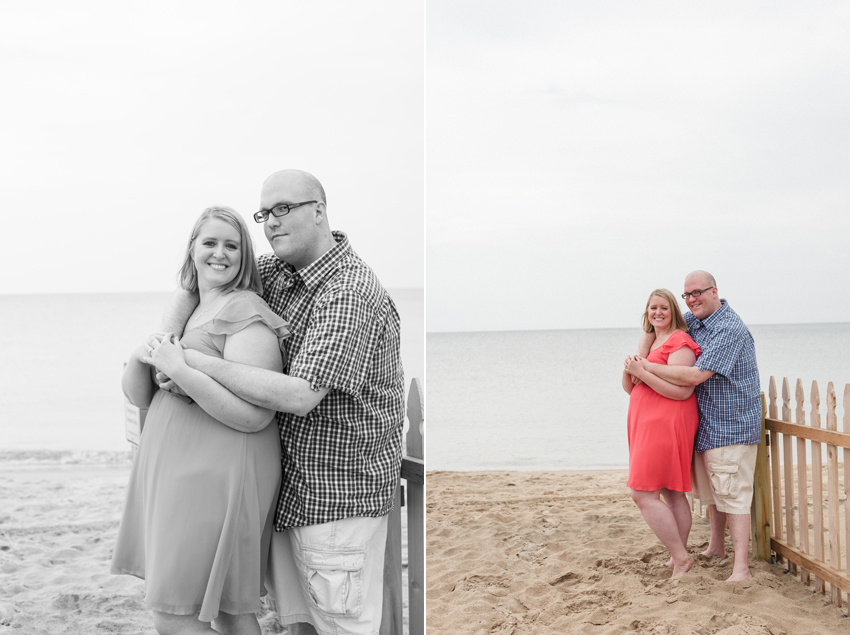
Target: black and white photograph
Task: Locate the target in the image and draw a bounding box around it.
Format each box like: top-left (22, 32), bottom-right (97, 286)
top-left (1, 2), bottom-right (423, 634)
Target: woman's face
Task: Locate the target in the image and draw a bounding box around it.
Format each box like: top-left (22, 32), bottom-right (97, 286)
top-left (646, 295), bottom-right (673, 332)
top-left (192, 218), bottom-right (242, 290)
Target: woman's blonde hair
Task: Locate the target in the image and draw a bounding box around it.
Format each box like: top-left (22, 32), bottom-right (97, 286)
top-left (641, 288), bottom-right (689, 334)
top-left (178, 206), bottom-right (262, 295)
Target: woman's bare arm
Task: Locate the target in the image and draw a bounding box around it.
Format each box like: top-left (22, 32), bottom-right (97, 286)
top-left (625, 346), bottom-right (697, 400)
top-left (122, 343), bottom-right (157, 408)
top-left (146, 322), bottom-right (283, 432)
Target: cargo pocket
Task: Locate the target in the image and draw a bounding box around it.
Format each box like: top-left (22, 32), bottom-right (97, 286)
top-left (709, 464), bottom-right (740, 499)
top-left (302, 547), bottom-right (366, 618)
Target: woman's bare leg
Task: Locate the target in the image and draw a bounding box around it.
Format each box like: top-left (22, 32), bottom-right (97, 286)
top-left (152, 612), bottom-right (218, 635)
top-left (631, 489), bottom-right (693, 577)
top-left (213, 612), bottom-right (262, 635)
top-left (660, 489), bottom-right (692, 566)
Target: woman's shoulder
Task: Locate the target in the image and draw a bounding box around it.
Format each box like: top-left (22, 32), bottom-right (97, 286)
top-left (208, 290), bottom-right (290, 342)
top-left (663, 329), bottom-right (700, 355)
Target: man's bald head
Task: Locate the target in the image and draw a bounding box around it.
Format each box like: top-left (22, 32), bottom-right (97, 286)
top-left (684, 270), bottom-right (716, 290)
top-left (262, 169), bottom-right (327, 206)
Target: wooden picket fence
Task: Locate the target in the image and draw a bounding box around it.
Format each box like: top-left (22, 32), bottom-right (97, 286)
top-left (751, 376), bottom-right (850, 613)
top-left (124, 376), bottom-right (425, 634)
top-left (382, 378), bottom-right (425, 635)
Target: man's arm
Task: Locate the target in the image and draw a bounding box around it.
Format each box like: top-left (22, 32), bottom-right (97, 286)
top-left (641, 360), bottom-right (714, 387)
top-left (160, 289), bottom-right (199, 335)
top-left (636, 330), bottom-right (655, 357)
top-left (183, 349), bottom-right (329, 417)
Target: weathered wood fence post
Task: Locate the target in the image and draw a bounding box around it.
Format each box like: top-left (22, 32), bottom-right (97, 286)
top-left (752, 391), bottom-right (772, 562)
top-left (381, 378), bottom-right (424, 635)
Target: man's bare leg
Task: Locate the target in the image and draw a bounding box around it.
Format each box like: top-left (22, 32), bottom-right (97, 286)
top-left (726, 513), bottom-right (753, 581)
top-left (701, 504), bottom-right (727, 558)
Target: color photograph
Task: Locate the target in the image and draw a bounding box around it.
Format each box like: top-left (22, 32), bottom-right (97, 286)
top-left (427, 1), bottom-right (850, 633)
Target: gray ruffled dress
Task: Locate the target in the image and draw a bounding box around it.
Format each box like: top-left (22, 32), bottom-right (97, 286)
top-left (111, 291), bottom-right (289, 622)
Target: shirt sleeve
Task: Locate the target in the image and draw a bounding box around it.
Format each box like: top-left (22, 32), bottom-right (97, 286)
top-left (695, 324), bottom-right (744, 377)
top-left (287, 287), bottom-right (379, 397)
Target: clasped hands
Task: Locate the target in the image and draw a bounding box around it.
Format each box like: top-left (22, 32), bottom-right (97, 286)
top-left (624, 355), bottom-right (647, 385)
top-left (141, 333), bottom-right (190, 396)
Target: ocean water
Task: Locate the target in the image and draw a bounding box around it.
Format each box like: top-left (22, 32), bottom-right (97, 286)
top-left (0, 289), bottom-right (423, 454)
top-left (427, 323), bottom-right (850, 471)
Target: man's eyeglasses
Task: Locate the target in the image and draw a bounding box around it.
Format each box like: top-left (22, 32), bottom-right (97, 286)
top-left (253, 200), bottom-right (317, 223)
top-left (681, 287), bottom-right (714, 300)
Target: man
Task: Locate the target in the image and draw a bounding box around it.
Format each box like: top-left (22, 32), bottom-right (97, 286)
top-left (159, 169), bottom-right (404, 634)
top-left (625, 271), bottom-right (761, 581)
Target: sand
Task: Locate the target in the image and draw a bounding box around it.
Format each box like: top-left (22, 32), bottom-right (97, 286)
top-left (426, 470), bottom-right (850, 635)
top-left (0, 454), bottom-right (409, 634)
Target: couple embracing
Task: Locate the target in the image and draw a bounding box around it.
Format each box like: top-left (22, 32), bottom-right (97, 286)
top-left (622, 271), bottom-right (761, 581)
top-left (112, 169), bottom-right (403, 635)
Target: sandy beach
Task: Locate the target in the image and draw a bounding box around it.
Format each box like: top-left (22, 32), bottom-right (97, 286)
top-left (427, 470), bottom-right (849, 635)
top-left (0, 454), bottom-right (410, 634)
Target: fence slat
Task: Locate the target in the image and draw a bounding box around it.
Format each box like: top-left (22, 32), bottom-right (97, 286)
top-left (381, 377), bottom-right (424, 635)
top-left (844, 384), bottom-right (850, 609)
top-left (381, 488), bottom-right (404, 635)
top-left (768, 378), bottom-right (783, 557)
top-left (796, 379), bottom-right (811, 585)
top-left (782, 377), bottom-right (797, 575)
top-left (825, 383), bottom-right (841, 607)
top-left (811, 381), bottom-right (825, 594)
top-left (405, 378), bottom-right (424, 635)
top-left (753, 392), bottom-right (772, 562)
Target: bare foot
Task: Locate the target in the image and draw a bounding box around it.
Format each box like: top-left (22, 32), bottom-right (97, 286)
top-left (672, 558), bottom-right (694, 578)
top-left (701, 548), bottom-right (725, 558)
top-left (726, 569), bottom-right (752, 582)
top-left (665, 557), bottom-right (673, 567)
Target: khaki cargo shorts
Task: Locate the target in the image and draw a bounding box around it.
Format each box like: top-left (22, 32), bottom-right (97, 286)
top-left (692, 444), bottom-right (758, 514)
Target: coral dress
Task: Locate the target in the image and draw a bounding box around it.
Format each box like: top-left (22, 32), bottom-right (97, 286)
top-left (111, 291), bottom-right (289, 621)
top-left (627, 330), bottom-right (701, 492)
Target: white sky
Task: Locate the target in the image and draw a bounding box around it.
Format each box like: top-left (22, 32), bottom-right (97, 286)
top-left (1, 1), bottom-right (423, 294)
top-left (426, 0), bottom-right (850, 332)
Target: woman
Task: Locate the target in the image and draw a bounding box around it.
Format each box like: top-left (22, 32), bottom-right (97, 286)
top-left (112, 206), bottom-right (289, 635)
top-left (622, 288), bottom-right (700, 577)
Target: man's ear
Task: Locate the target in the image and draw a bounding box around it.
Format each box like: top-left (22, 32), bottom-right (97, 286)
top-left (314, 201), bottom-right (327, 224)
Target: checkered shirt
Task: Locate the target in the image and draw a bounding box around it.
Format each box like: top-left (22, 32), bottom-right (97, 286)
top-left (685, 300), bottom-right (761, 452)
top-left (257, 231), bottom-right (405, 530)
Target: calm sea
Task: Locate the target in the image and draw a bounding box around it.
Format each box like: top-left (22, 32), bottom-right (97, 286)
top-left (0, 290), bottom-right (423, 457)
top-left (427, 323), bottom-right (850, 471)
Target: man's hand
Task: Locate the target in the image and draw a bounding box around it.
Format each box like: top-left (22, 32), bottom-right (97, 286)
top-left (154, 371), bottom-right (190, 397)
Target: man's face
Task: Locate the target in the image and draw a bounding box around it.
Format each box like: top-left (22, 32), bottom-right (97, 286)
top-left (260, 175), bottom-right (319, 270)
top-left (683, 275), bottom-right (721, 320)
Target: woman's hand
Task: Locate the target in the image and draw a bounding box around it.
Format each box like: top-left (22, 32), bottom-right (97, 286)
top-left (143, 332), bottom-right (186, 377)
top-left (624, 355), bottom-right (646, 377)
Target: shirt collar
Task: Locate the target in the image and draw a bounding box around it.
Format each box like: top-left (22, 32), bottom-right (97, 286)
top-left (273, 231), bottom-right (350, 292)
top-left (691, 298), bottom-right (728, 330)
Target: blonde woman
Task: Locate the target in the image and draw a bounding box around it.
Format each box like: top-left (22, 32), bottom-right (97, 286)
top-left (112, 207), bottom-right (289, 635)
top-left (622, 289), bottom-right (700, 577)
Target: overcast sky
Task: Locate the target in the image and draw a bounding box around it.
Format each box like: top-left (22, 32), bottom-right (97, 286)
top-left (2, 1), bottom-right (423, 295)
top-left (427, 0), bottom-right (850, 332)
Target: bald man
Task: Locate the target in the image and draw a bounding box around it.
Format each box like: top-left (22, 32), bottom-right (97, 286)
top-left (159, 170), bottom-right (404, 634)
top-left (625, 271), bottom-right (760, 581)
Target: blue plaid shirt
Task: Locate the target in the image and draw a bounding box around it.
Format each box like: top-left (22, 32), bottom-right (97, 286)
top-left (685, 300), bottom-right (761, 452)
